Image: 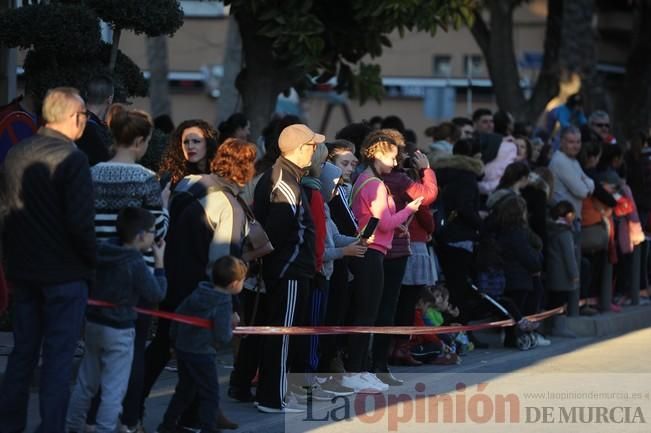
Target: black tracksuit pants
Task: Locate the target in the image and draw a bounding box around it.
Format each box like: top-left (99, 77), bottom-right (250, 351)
top-left (256, 278), bottom-right (310, 409)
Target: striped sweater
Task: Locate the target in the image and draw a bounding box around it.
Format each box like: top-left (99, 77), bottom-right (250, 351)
top-left (91, 162), bottom-right (169, 267)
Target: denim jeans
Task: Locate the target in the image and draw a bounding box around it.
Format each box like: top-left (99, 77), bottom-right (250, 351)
top-left (0, 280), bottom-right (88, 433)
top-left (67, 322), bottom-right (135, 433)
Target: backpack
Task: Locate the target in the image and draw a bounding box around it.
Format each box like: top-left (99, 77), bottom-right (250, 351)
top-left (0, 97), bottom-right (38, 163)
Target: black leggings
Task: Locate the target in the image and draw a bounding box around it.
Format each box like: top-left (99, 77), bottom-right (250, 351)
top-left (319, 259), bottom-right (352, 371)
top-left (436, 243), bottom-right (482, 323)
top-left (345, 249), bottom-right (384, 372)
top-left (394, 284), bottom-right (425, 342)
top-left (372, 256), bottom-right (408, 369)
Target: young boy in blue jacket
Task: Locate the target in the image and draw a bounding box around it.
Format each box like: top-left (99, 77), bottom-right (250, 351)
top-left (157, 255), bottom-right (247, 433)
top-left (67, 207), bottom-right (167, 433)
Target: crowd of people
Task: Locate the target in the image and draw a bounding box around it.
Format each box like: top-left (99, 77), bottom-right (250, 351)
top-left (0, 76), bottom-right (650, 433)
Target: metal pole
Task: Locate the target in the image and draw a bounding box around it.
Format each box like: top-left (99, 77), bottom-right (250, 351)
top-left (631, 245), bottom-right (641, 305)
top-left (599, 253), bottom-right (612, 312)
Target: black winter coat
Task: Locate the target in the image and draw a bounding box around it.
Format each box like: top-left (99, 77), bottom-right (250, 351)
top-left (432, 155), bottom-right (484, 244)
top-left (497, 226), bottom-right (543, 292)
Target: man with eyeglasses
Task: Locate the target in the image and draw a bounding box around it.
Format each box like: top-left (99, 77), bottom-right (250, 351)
top-left (249, 124), bottom-right (325, 413)
top-left (589, 110), bottom-right (617, 145)
top-left (0, 87), bottom-right (96, 433)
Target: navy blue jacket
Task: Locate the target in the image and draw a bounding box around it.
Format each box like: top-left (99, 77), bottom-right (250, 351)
top-left (171, 282), bottom-right (233, 355)
top-left (86, 239), bottom-right (167, 328)
top-left (497, 226), bottom-right (543, 292)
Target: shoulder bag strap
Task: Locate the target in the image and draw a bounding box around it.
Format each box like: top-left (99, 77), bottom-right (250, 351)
top-left (349, 176), bottom-right (381, 206)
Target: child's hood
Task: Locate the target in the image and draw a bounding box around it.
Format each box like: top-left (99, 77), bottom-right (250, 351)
top-left (185, 281), bottom-right (231, 315)
top-left (546, 219), bottom-right (572, 236)
top-left (319, 162), bottom-right (343, 203)
top-left (97, 239), bottom-right (142, 267)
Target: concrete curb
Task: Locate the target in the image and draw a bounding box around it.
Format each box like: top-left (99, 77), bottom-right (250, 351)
top-left (565, 304), bottom-right (651, 337)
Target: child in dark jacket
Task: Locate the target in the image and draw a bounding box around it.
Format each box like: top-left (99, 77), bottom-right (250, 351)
top-left (67, 208), bottom-right (167, 433)
top-left (493, 195), bottom-right (545, 349)
top-left (157, 256), bottom-right (247, 433)
top-left (545, 201), bottom-right (579, 307)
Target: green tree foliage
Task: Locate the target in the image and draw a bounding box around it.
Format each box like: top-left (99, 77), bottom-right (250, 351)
top-left (86, 0), bottom-right (183, 70)
top-left (231, 0), bottom-right (473, 102)
top-left (0, 3), bottom-right (100, 58)
top-left (0, 0), bottom-right (182, 103)
top-left (87, 0), bottom-right (183, 37)
top-left (225, 0), bottom-right (474, 136)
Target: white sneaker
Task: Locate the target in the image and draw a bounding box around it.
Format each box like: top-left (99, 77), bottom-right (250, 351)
top-left (360, 372), bottom-right (390, 391)
top-left (341, 373), bottom-right (383, 394)
top-left (534, 332), bottom-right (551, 346)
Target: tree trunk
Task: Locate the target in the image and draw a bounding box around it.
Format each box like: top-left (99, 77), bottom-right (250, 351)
top-left (471, 0), bottom-right (562, 124)
top-left (561, 0), bottom-right (608, 115)
top-left (615, 1), bottom-right (651, 141)
top-left (484, 1), bottom-right (525, 117)
top-left (234, 8), bottom-right (295, 140)
top-left (108, 27), bottom-right (121, 72)
top-left (216, 15), bottom-right (242, 124)
top-left (525, 0), bottom-right (563, 121)
top-left (146, 35), bottom-right (171, 119)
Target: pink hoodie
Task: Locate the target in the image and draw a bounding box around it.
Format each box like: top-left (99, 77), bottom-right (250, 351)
top-left (478, 140), bottom-right (518, 195)
top-left (351, 171), bottom-right (415, 255)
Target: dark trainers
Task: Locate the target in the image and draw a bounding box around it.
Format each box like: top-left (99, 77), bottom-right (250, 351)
top-left (228, 386), bottom-right (255, 402)
top-left (164, 359), bottom-right (178, 372)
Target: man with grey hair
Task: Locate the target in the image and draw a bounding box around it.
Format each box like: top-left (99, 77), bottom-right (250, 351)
top-left (550, 126), bottom-right (595, 219)
top-left (548, 126), bottom-right (594, 320)
top-left (589, 110), bottom-right (616, 144)
top-left (0, 87), bottom-right (96, 433)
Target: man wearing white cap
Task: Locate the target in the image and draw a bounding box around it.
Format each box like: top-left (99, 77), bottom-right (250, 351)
top-left (252, 124), bottom-right (325, 413)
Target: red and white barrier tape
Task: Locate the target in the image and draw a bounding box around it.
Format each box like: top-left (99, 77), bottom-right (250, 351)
top-left (88, 299), bottom-right (566, 335)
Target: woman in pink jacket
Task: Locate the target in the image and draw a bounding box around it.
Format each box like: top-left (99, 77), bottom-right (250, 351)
top-left (340, 134), bottom-right (422, 394)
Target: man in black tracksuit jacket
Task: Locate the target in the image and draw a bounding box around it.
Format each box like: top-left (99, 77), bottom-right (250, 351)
top-left (251, 124), bottom-right (324, 412)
